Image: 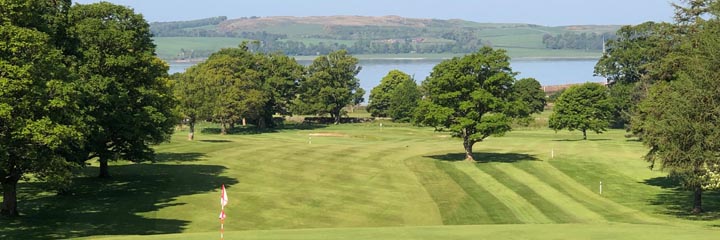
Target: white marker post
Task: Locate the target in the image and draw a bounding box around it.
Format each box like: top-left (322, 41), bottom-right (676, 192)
top-left (599, 181), bottom-right (603, 195)
top-left (551, 148), bottom-right (554, 159)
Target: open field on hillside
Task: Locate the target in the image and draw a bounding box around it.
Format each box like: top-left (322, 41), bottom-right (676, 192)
top-left (151, 16), bottom-right (614, 60)
top-left (2, 120), bottom-right (719, 239)
top-left (154, 37), bottom-right (602, 61)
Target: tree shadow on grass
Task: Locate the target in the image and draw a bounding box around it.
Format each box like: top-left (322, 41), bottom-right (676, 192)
top-left (552, 138), bottom-right (611, 142)
top-left (153, 152), bottom-right (205, 162)
top-left (200, 123), bottom-right (327, 135)
top-left (426, 152), bottom-right (540, 163)
top-left (198, 140), bottom-right (232, 143)
top-left (643, 176), bottom-right (720, 221)
top-left (0, 163), bottom-right (237, 239)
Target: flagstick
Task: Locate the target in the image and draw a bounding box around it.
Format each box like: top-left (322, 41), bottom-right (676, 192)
top-left (220, 218), bottom-right (224, 240)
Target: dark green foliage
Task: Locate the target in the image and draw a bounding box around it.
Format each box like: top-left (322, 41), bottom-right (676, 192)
top-left (416, 47), bottom-right (528, 161)
top-left (388, 77), bottom-right (421, 122)
top-left (510, 78), bottom-right (546, 116)
top-left (542, 32), bottom-right (615, 50)
top-left (368, 70), bottom-right (412, 117)
top-left (295, 50), bottom-right (364, 124)
top-left (150, 16), bottom-right (228, 37)
top-left (0, 1), bottom-right (82, 216)
top-left (68, 2), bottom-right (177, 177)
top-left (174, 43), bottom-right (304, 135)
top-left (549, 83), bottom-right (612, 140)
top-left (632, 6), bottom-right (720, 213)
top-left (593, 22), bottom-right (679, 128)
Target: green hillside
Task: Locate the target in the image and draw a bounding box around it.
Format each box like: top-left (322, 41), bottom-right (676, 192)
top-left (150, 16), bottom-right (619, 60)
top-left (4, 117), bottom-right (720, 239)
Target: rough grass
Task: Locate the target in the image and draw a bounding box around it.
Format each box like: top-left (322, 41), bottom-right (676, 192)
top-left (2, 120), bottom-right (720, 239)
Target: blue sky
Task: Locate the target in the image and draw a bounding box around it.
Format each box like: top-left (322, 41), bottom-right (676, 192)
top-left (73, 0), bottom-right (676, 26)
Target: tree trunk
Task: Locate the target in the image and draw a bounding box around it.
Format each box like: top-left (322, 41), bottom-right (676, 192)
top-left (257, 118), bottom-right (266, 129)
top-left (582, 129), bottom-right (587, 140)
top-left (188, 120), bottom-right (195, 141)
top-left (220, 118), bottom-right (227, 135)
top-left (242, 118), bottom-right (247, 126)
top-left (98, 157), bottom-right (110, 178)
top-left (463, 130), bottom-right (475, 162)
top-left (332, 110), bottom-right (341, 125)
top-left (693, 186), bottom-right (703, 214)
top-left (1, 173), bottom-right (21, 217)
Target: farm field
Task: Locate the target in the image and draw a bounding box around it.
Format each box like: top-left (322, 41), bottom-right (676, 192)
top-left (154, 37), bottom-right (602, 61)
top-left (3, 120), bottom-right (720, 239)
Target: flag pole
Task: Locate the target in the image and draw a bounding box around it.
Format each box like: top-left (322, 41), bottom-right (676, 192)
top-left (220, 216), bottom-right (224, 240)
top-left (219, 184), bottom-right (228, 240)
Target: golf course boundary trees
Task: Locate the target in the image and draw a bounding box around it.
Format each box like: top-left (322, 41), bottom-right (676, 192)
top-left (549, 83), bottom-right (612, 140)
top-left (416, 47), bottom-right (542, 161)
top-left (295, 50), bottom-right (365, 125)
top-left (69, 2), bottom-right (177, 178)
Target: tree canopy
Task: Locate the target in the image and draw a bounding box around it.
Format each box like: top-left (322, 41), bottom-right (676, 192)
top-left (416, 47), bottom-right (533, 161)
top-left (68, 2), bottom-right (177, 178)
top-left (510, 78), bottom-right (546, 118)
top-left (387, 76), bottom-right (421, 122)
top-left (549, 83), bottom-right (612, 140)
top-left (295, 50), bottom-right (364, 124)
top-left (0, 0), bottom-right (82, 217)
top-left (631, 1), bottom-right (720, 213)
top-left (594, 22), bottom-right (679, 127)
top-left (174, 43), bottom-right (304, 136)
top-left (368, 70), bottom-right (413, 118)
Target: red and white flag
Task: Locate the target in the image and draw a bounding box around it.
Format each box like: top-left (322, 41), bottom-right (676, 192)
top-left (220, 184), bottom-right (228, 208)
top-left (219, 209), bottom-right (226, 220)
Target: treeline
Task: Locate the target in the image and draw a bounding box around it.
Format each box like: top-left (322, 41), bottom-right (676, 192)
top-left (1, 1), bottom-right (176, 217)
top-left (173, 46), bottom-right (365, 137)
top-left (542, 32), bottom-right (616, 50)
top-left (593, 1), bottom-right (720, 213)
top-left (150, 17), bottom-right (491, 58)
top-left (250, 38), bottom-right (485, 57)
top-left (150, 16), bottom-right (227, 37)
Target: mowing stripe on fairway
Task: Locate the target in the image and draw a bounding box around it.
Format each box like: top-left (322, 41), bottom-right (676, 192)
top-left (405, 158), bottom-right (498, 224)
top-left (435, 161), bottom-right (522, 224)
top-left (492, 164), bottom-right (606, 223)
top-left (477, 163), bottom-right (579, 223)
top-left (452, 162), bottom-right (553, 224)
top-left (514, 161), bottom-right (665, 224)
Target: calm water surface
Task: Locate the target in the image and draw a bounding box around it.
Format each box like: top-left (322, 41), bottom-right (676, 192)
top-left (169, 59), bottom-right (604, 102)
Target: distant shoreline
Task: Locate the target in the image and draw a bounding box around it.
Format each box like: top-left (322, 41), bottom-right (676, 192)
top-left (166, 55), bottom-right (600, 64)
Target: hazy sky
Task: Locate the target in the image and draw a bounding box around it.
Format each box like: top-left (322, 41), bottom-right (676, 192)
top-left (73, 0), bottom-right (676, 26)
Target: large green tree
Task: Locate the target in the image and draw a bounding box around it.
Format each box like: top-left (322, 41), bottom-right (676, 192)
top-left (387, 77), bottom-right (421, 122)
top-left (594, 22), bottom-right (680, 128)
top-left (175, 44), bottom-right (303, 135)
top-left (632, 1), bottom-right (720, 213)
top-left (417, 47), bottom-right (530, 161)
top-left (368, 70), bottom-right (412, 118)
top-left (296, 50), bottom-right (364, 124)
top-left (173, 69), bottom-right (213, 140)
top-left (0, 0), bottom-right (82, 216)
top-left (510, 78), bottom-right (546, 116)
top-left (68, 2), bottom-right (176, 178)
top-left (549, 83), bottom-right (612, 140)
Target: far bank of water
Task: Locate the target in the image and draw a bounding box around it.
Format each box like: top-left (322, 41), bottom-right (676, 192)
top-left (169, 59), bottom-right (604, 102)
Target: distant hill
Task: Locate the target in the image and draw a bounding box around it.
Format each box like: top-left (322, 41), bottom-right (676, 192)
top-left (150, 15), bottom-right (622, 60)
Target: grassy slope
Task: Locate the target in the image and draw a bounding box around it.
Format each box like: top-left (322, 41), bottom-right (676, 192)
top-left (3, 118), bottom-right (720, 239)
top-left (153, 21), bottom-right (607, 60)
top-left (153, 37), bottom-right (251, 59)
top-left (87, 224), bottom-right (720, 240)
